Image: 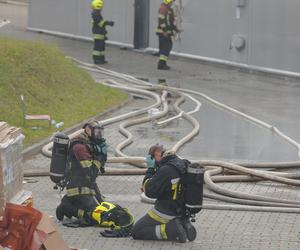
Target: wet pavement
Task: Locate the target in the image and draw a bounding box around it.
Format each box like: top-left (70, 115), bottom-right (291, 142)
top-left (2, 2), bottom-right (300, 163)
top-left (2, 2), bottom-right (300, 250)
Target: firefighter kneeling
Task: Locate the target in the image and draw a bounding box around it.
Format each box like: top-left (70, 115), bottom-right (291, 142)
top-left (54, 121), bottom-right (107, 224)
top-left (132, 148), bottom-right (204, 243)
top-left (51, 121), bottom-right (133, 235)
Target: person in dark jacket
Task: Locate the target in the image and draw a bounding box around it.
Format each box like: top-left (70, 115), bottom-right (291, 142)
top-left (56, 120), bottom-right (107, 224)
top-left (132, 150), bottom-right (197, 243)
top-left (156, 0), bottom-right (179, 70)
top-left (91, 0), bottom-right (114, 64)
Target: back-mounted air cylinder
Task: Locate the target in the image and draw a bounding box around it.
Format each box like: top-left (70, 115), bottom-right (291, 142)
top-left (50, 133), bottom-right (70, 186)
top-left (185, 163), bottom-right (204, 215)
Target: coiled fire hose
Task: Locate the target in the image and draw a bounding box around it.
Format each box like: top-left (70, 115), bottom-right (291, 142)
top-left (24, 58), bottom-right (300, 213)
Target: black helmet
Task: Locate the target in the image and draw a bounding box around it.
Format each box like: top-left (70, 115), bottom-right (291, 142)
top-left (83, 120), bottom-right (104, 142)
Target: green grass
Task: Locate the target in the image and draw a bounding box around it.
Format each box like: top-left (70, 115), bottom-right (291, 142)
top-left (0, 37), bottom-right (128, 146)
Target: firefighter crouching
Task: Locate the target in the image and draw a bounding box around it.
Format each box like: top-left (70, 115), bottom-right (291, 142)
top-left (91, 0), bottom-right (114, 64)
top-left (156, 0), bottom-right (179, 70)
top-left (132, 148), bottom-right (204, 243)
top-left (55, 121), bottom-right (107, 224)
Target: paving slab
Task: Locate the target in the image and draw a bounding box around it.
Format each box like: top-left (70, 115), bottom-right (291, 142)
top-left (23, 175), bottom-right (300, 250)
top-left (2, 3), bottom-right (300, 250)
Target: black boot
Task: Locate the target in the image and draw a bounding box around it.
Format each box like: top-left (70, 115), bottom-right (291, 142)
top-left (157, 60), bottom-right (170, 70)
top-left (56, 197), bottom-right (77, 221)
top-left (56, 203), bottom-right (65, 221)
top-left (174, 218), bottom-right (187, 243)
top-left (166, 218), bottom-right (187, 243)
top-left (95, 56), bottom-right (108, 65)
top-left (183, 218), bottom-right (197, 242)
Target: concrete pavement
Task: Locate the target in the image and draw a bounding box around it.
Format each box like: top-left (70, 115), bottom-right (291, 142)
top-left (2, 2), bottom-right (300, 249)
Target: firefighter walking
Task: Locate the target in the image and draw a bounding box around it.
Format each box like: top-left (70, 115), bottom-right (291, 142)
top-left (156, 0), bottom-right (179, 70)
top-left (91, 0), bottom-right (114, 64)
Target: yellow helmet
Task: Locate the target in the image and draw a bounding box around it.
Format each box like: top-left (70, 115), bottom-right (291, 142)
top-left (163, 0), bottom-right (173, 4)
top-left (91, 0), bottom-right (104, 10)
top-left (91, 202), bottom-right (134, 230)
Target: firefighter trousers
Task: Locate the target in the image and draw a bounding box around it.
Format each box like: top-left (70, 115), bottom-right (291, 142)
top-left (93, 36), bottom-right (106, 63)
top-left (59, 193), bottom-right (103, 223)
top-left (158, 34), bottom-right (173, 63)
top-left (131, 209), bottom-right (186, 242)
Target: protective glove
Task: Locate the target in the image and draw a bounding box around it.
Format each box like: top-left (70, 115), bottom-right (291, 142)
top-left (106, 21), bottom-right (114, 27)
top-left (146, 154), bottom-right (155, 169)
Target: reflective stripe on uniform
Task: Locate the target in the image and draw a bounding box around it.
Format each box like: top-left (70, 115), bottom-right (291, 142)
top-left (93, 160), bottom-right (102, 169)
top-left (148, 210), bottom-right (169, 224)
top-left (93, 50), bottom-right (105, 56)
top-left (93, 34), bottom-right (105, 40)
top-left (160, 23), bottom-right (167, 28)
top-left (99, 20), bottom-right (106, 27)
top-left (80, 160), bottom-right (93, 168)
top-left (171, 178), bottom-right (180, 200)
top-left (159, 55), bottom-right (168, 61)
top-left (155, 225), bottom-right (162, 239)
top-left (156, 28), bottom-right (164, 34)
top-left (156, 28), bottom-right (173, 35)
top-left (158, 14), bottom-right (166, 19)
top-left (153, 208), bottom-right (176, 220)
top-left (148, 208), bottom-right (175, 224)
top-left (78, 209), bottom-right (85, 218)
top-left (171, 178), bottom-right (180, 184)
top-left (143, 179), bottom-right (149, 192)
top-left (67, 187), bottom-right (96, 197)
top-left (160, 224), bottom-right (168, 240)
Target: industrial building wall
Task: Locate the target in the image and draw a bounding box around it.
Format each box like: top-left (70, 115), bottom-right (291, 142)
top-left (28, 0), bottom-right (134, 46)
top-left (28, 0), bottom-right (300, 75)
top-left (149, 0), bottom-right (300, 74)
top-left (250, 0), bottom-right (300, 73)
top-left (149, 0), bottom-right (250, 64)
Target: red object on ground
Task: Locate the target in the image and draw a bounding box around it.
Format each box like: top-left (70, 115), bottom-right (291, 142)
top-left (0, 203), bottom-right (42, 250)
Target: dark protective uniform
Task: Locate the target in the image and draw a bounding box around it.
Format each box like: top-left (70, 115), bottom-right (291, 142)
top-left (132, 154), bottom-right (190, 242)
top-left (56, 132), bottom-right (107, 223)
top-left (92, 9), bottom-right (113, 64)
top-left (156, 3), bottom-right (178, 69)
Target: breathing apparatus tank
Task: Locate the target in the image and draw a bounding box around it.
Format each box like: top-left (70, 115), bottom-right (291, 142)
top-left (50, 133), bottom-right (70, 188)
top-left (184, 163), bottom-right (204, 216)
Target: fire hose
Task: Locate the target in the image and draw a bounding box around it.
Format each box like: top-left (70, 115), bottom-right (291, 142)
top-left (25, 58), bottom-right (300, 213)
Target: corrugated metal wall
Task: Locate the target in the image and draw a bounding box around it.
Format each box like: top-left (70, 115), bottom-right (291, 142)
top-left (28, 0), bottom-right (300, 74)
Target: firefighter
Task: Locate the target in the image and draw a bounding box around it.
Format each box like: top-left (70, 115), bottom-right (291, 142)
top-left (91, 0), bottom-right (114, 64)
top-left (132, 150), bottom-right (197, 243)
top-left (56, 120), bottom-right (107, 224)
top-left (156, 0), bottom-right (179, 70)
